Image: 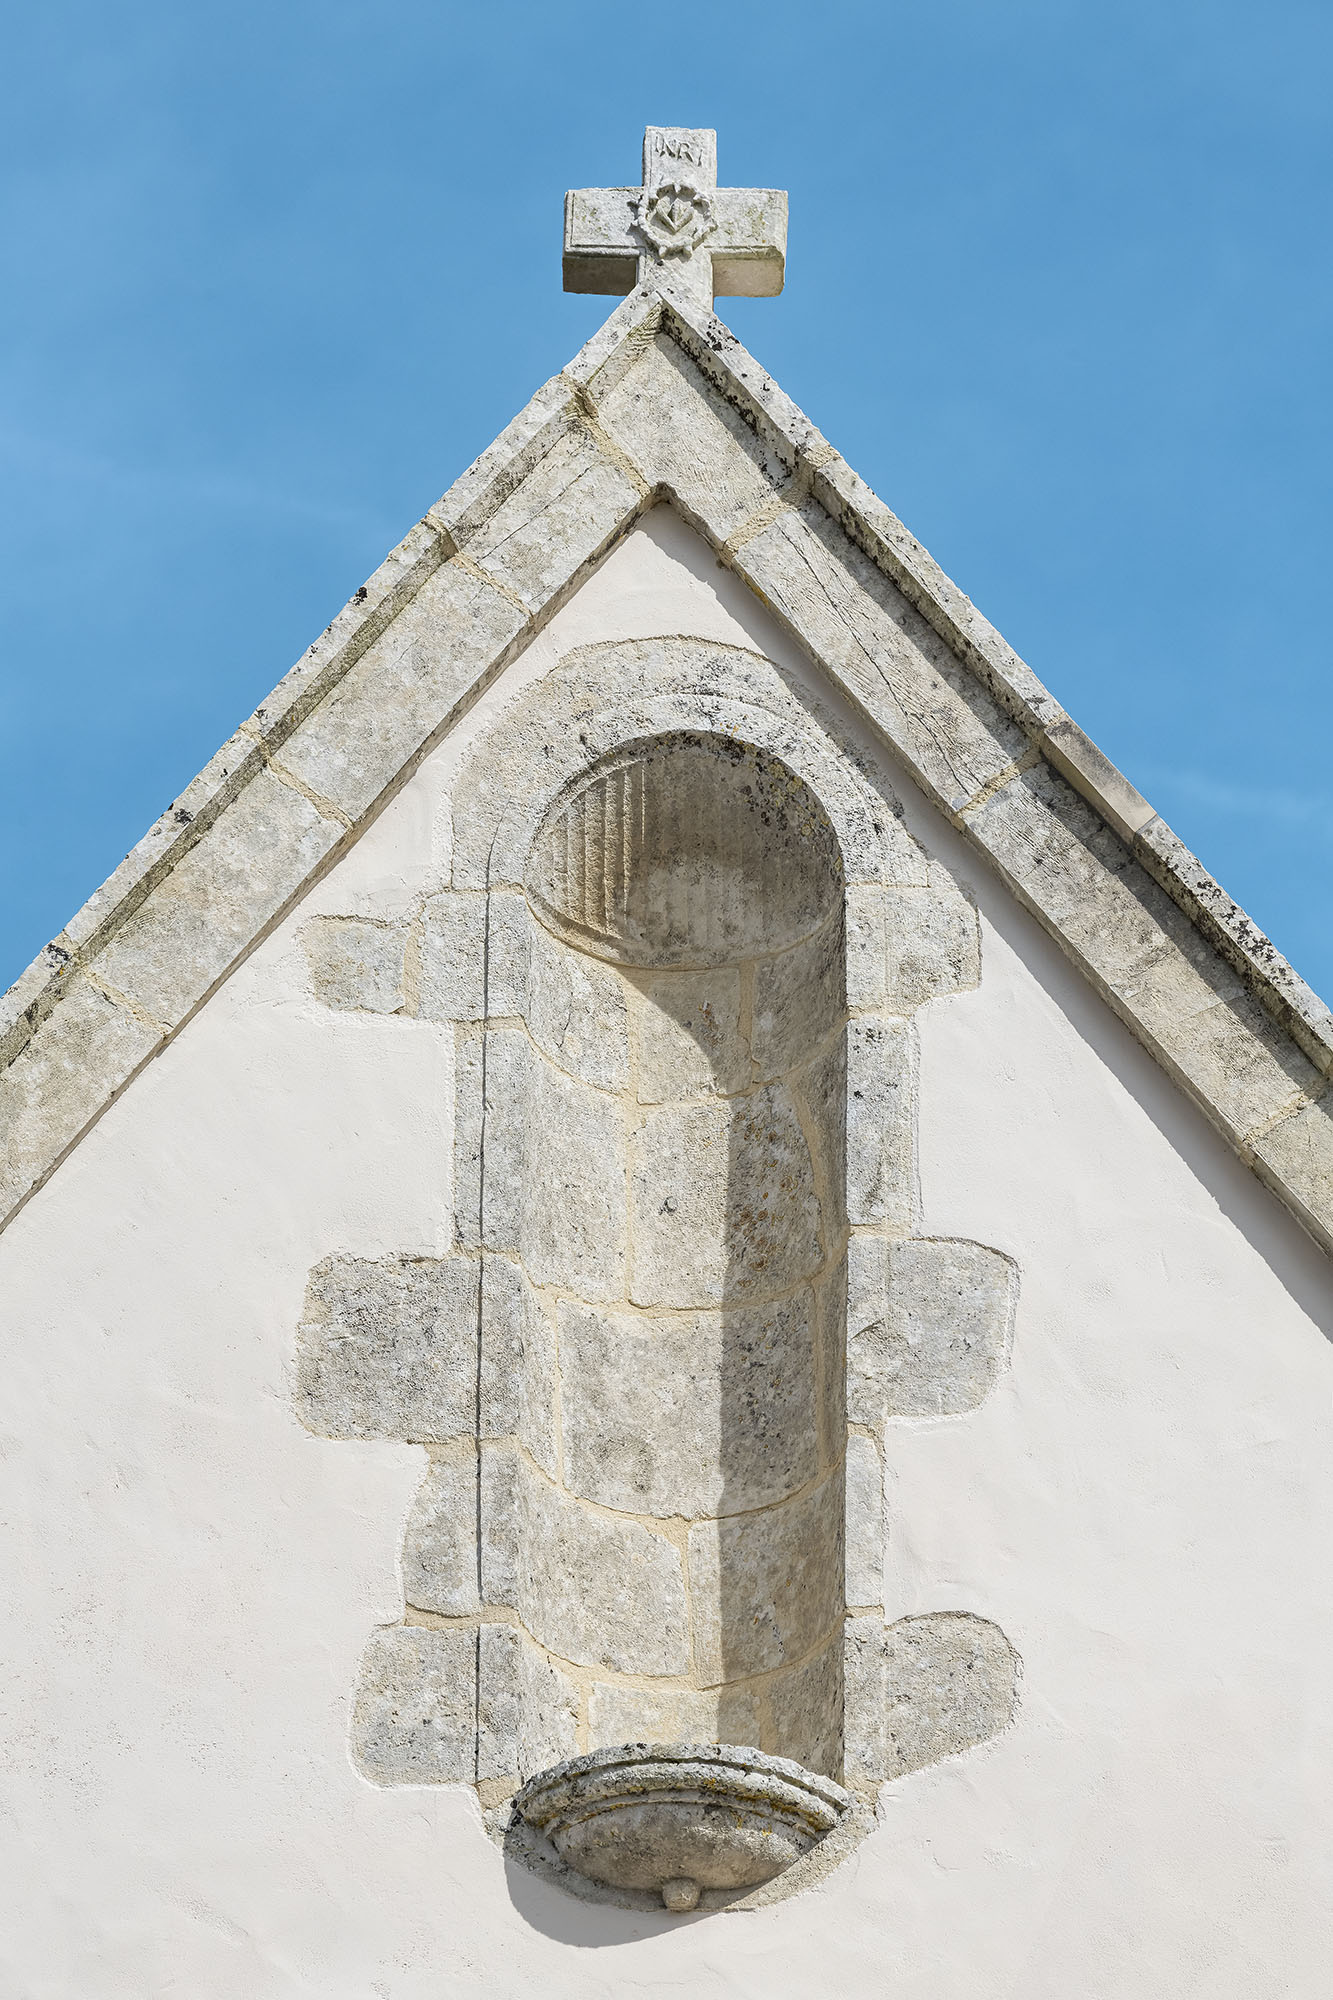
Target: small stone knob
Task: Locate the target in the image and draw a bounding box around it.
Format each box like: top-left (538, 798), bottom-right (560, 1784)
top-left (661, 1876), bottom-right (700, 1913)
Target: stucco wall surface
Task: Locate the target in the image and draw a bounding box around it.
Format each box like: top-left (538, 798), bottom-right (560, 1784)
top-left (1, 512), bottom-right (1330, 1999)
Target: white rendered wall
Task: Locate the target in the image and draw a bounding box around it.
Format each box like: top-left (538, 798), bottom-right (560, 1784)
top-left (2, 510), bottom-right (1330, 1998)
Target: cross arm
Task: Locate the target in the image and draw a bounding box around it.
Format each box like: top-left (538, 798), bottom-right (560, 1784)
top-left (563, 187), bottom-right (788, 298)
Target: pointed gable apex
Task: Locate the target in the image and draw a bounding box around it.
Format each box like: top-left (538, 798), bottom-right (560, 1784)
top-left (2, 282), bottom-right (1330, 1253)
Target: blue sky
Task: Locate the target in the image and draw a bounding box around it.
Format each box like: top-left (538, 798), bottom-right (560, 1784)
top-left (3, 1), bottom-right (1330, 998)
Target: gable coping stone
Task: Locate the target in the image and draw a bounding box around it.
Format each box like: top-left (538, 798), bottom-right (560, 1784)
top-left (1, 281), bottom-right (1329, 1256)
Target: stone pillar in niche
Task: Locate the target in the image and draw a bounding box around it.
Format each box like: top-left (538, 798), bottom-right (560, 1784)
top-left (517, 733), bottom-right (848, 1775)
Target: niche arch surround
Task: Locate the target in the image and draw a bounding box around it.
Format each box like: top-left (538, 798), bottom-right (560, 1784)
top-left (293, 636), bottom-right (1022, 1913)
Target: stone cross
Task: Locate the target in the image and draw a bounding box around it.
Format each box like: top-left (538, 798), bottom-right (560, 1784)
top-left (564, 126), bottom-right (787, 309)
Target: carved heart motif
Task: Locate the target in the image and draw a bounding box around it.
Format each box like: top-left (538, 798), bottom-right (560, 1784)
top-left (634, 179), bottom-right (716, 260)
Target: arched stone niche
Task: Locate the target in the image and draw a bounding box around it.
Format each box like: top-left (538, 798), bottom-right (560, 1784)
top-left (514, 728), bottom-right (849, 1781)
top-left (294, 638), bottom-right (1021, 1910)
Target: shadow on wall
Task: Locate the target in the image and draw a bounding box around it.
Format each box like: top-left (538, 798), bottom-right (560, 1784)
top-left (526, 732), bottom-right (849, 1774)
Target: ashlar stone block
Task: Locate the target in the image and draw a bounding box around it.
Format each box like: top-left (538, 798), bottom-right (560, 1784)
top-left (637, 967), bottom-right (749, 1101)
top-left (522, 1054), bottom-right (627, 1301)
top-left (733, 501), bottom-right (1027, 817)
top-left (401, 1449), bottom-right (478, 1616)
top-left (482, 1446), bottom-right (690, 1677)
top-left (968, 761), bottom-right (1318, 1142)
top-left (294, 1254), bottom-right (478, 1442)
top-left (463, 421), bottom-right (643, 615)
top-left (477, 1623), bottom-right (580, 1784)
top-left (629, 1082), bottom-right (822, 1308)
top-left (844, 1431), bottom-right (885, 1609)
top-left (844, 883), bottom-right (888, 1012)
top-left (519, 1469), bottom-right (691, 1678)
top-left (0, 975), bottom-right (162, 1220)
top-left (843, 1610), bottom-right (1018, 1785)
top-left (587, 1679), bottom-right (761, 1755)
top-left (882, 872), bottom-right (981, 1012)
top-left (689, 1474), bottom-right (842, 1681)
top-left (302, 915), bottom-right (406, 1013)
top-left (273, 559), bottom-right (528, 823)
top-left (97, 765), bottom-right (343, 1029)
top-left (1249, 1089), bottom-right (1333, 1255)
top-left (751, 915), bottom-right (845, 1081)
top-left (558, 1294), bottom-right (819, 1518)
top-left (848, 1237), bottom-right (1017, 1422)
top-left (792, 1029), bottom-right (848, 1240)
top-left (451, 1028), bottom-right (530, 1254)
top-left (845, 1018), bottom-right (914, 1232)
top-left (886, 1612), bottom-right (1017, 1780)
top-left (594, 333), bottom-right (785, 544)
top-left (419, 889), bottom-right (534, 1025)
top-left (526, 922), bottom-right (630, 1092)
top-left (769, 1637), bottom-right (844, 1779)
top-left (350, 1624), bottom-right (476, 1785)
top-left (479, 1254), bottom-right (557, 1474)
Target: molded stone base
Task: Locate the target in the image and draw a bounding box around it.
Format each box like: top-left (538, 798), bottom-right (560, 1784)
top-left (511, 1743), bottom-right (850, 1910)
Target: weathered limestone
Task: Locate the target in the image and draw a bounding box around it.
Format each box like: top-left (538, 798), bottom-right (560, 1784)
top-left (290, 633), bottom-right (1026, 1914)
top-left (525, 735), bottom-right (843, 969)
top-left (0, 976), bottom-right (162, 1220)
top-left (845, 1018), bottom-right (915, 1232)
top-left (452, 1028), bottom-right (529, 1254)
top-left (350, 1625), bottom-right (477, 1785)
top-left (493, 1451), bottom-right (691, 1677)
top-left (4, 261), bottom-right (1329, 1266)
top-left (848, 1238), bottom-right (1017, 1422)
top-left (769, 1639), bottom-right (845, 1781)
top-left (752, 917), bottom-right (844, 1080)
top-left (301, 915), bottom-right (406, 1013)
top-left (882, 872), bottom-right (981, 1011)
top-left (477, 1623), bottom-right (580, 1784)
top-left (637, 968), bottom-right (748, 1102)
top-left (843, 1613), bottom-right (1019, 1785)
top-left (733, 501), bottom-right (1029, 818)
top-left (843, 1432), bottom-right (885, 1608)
top-left (462, 421), bottom-right (644, 617)
top-left (514, 1746), bottom-right (846, 1911)
top-left (689, 1477), bottom-right (843, 1681)
top-left (401, 1450), bottom-right (478, 1616)
top-left (964, 760), bottom-right (1322, 1145)
top-left (294, 1255), bottom-right (477, 1442)
top-left (94, 766), bottom-right (346, 1031)
top-left (563, 126), bottom-right (787, 308)
top-left (597, 336), bottom-right (785, 543)
top-left (1250, 1090), bottom-right (1333, 1245)
top-left (629, 1084), bottom-right (823, 1308)
top-left (558, 1296), bottom-right (819, 1517)
top-left (525, 924), bottom-right (630, 1092)
top-left (522, 1056), bottom-right (627, 1299)
top-left (275, 558), bottom-right (529, 824)
top-left (479, 1254), bottom-right (556, 1474)
top-left (587, 1679), bottom-right (761, 1751)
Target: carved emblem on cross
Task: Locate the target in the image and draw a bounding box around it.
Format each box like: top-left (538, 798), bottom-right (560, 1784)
top-left (564, 126), bottom-right (787, 308)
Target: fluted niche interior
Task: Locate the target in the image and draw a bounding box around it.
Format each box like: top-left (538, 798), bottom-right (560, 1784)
top-left (507, 733), bottom-right (848, 1776)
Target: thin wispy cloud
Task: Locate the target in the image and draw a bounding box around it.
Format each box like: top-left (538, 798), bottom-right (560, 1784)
top-left (1137, 765), bottom-right (1333, 841)
top-left (0, 425), bottom-right (396, 538)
